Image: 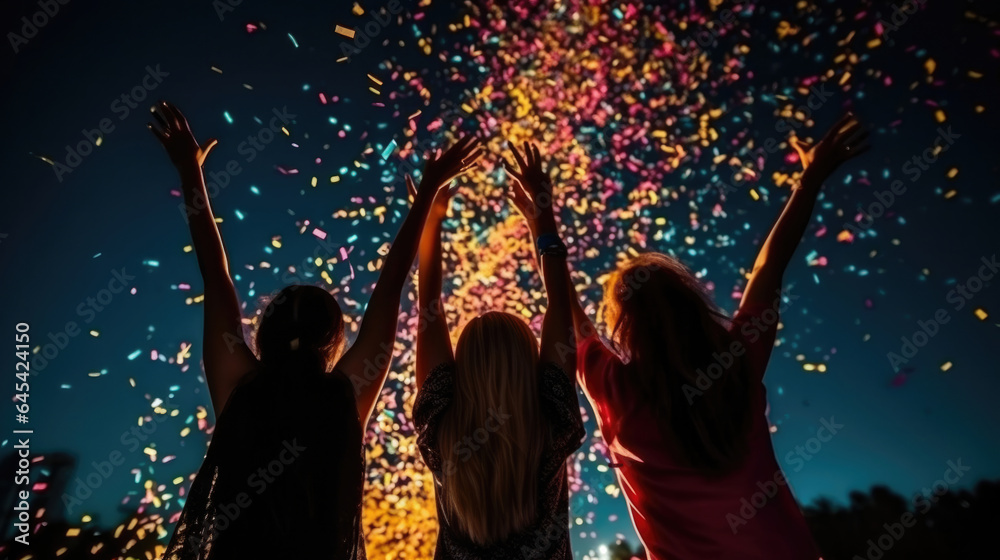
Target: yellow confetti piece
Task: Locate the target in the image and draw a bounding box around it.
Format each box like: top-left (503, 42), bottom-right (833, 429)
top-left (941, 361), bottom-right (953, 372)
top-left (334, 25), bottom-right (355, 38)
top-left (974, 308), bottom-right (988, 320)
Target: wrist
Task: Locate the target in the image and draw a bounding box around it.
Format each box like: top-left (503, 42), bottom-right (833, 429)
top-left (535, 232), bottom-right (567, 258)
top-left (531, 212), bottom-right (557, 234)
top-left (176, 160), bottom-right (202, 180)
top-left (799, 165), bottom-right (830, 188)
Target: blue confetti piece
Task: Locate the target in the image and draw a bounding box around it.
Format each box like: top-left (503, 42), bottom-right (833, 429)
top-left (288, 33), bottom-right (299, 48)
top-left (143, 259), bottom-right (159, 267)
top-left (381, 139), bottom-right (398, 160)
top-left (127, 349), bottom-right (142, 360)
top-left (224, 111), bottom-right (233, 124)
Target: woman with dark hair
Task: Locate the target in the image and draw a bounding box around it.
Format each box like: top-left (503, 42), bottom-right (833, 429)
top-left (412, 141), bottom-right (585, 559)
top-left (148, 101), bottom-right (482, 559)
top-left (569, 114), bottom-right (869, 559)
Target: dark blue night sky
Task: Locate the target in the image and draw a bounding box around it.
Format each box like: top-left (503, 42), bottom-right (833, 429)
top-left (1, 0), bottom-right (998, 557)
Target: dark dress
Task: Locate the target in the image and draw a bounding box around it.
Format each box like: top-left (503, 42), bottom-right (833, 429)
top-left (413, 362), bottom-right (586, 560)
top-left (163, 365), bottom-right (367, 560)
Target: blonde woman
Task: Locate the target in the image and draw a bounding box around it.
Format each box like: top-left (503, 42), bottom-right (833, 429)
top-left (412, 141), bottom-right (584, 559)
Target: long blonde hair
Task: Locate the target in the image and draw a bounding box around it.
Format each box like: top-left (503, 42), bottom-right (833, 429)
top-left (437, 311), bottom-right (547, 545)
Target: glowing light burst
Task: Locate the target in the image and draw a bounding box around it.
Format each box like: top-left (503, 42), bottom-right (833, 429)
top-left (356, 1), bottom-right (763, 555)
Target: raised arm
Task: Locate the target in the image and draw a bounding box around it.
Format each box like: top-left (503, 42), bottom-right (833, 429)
top-left (505, 142), bottom-right (576, 379)
top-left (567, 275), bottom-right (597, 344)
top-left (412, 174), bottom-right (457, 390)
top-left (337, 136), bottom-right (482, 427)
top-left (740, 113), bottom-right (870, 312)
top-left (148, 101), bottom-right (258, 416)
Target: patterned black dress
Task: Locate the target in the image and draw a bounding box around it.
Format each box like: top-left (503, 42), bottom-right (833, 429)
top-left (163, 366), bottom-right (367, 560)
top-left (413, 362), bottom-right (586, 560)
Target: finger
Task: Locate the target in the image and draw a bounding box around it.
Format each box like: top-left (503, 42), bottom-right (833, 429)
top-left (523, 141), bottom-right (533, 166)
top-left (461, 147), bottom-right (484, 165)
top-left (843, 129), bottom-right (869, 148)
top-left (458, 140), bottom-right (481, 162)
top-left (406, 175), bottom-right (418, 200)
top-left (201, 138), bottom-right (219, 157)
top-left (153, 105), bottom-right (176, 134)
top-left (455, 134), bottom-right (477, 151)
top-left (502, 160), bottom-right (525, 183)
top-left (159, 101), bottom-right (183, 129)
top-left (151, 106), bottom-right (170, 130)
top-left (163, 101), bottom-right (190, 129)
top-left (446, 135), bottom-right (477, 160)
top-left (835, 120), bottom-right (862, 143)
top-left (531, 143), bottom-right (541, 165)
top-left (830, 113), bottom-right (855, 135)
top-left (790, 138), bottom-right (810, 158)
top-left (508, 175), bottom-right (530, 199)
top-left (147, 122), bottom-right (167, 142)
top-left (458, 161), bottom-right (479, 174)
top-left (510, 144), bottom-right (528, 172)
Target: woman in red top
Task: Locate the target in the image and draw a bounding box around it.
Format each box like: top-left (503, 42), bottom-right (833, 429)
top-left (569, 114), bottom-right (869, 559)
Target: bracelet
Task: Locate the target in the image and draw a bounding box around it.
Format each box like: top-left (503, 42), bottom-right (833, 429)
top-left (535, 233), bottom-right (567, 257)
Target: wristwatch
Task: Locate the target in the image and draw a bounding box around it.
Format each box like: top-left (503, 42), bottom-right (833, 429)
top-left (535, 233), bottom-right (567, 257)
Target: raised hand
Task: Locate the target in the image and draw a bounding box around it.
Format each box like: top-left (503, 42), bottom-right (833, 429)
top-left (415, 135), bottom-right (483, 194)
top-left (148, 101), bottom-right (218, 171)
top-left (790, 113), bottom-right (870, 181)
top-left (503, 141), bottom-right (554, 227)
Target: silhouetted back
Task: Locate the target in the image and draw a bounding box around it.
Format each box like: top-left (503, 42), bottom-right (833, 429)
top-left (164, 363), bottom-right (366, 560)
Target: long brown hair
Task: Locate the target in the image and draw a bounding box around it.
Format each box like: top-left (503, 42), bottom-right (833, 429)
top-left (603, 253), bottom-right (751, 471)
top-left (255, 285), bottom-right (346, 375)
top-left (437, 311), bottom-right (547, 545)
